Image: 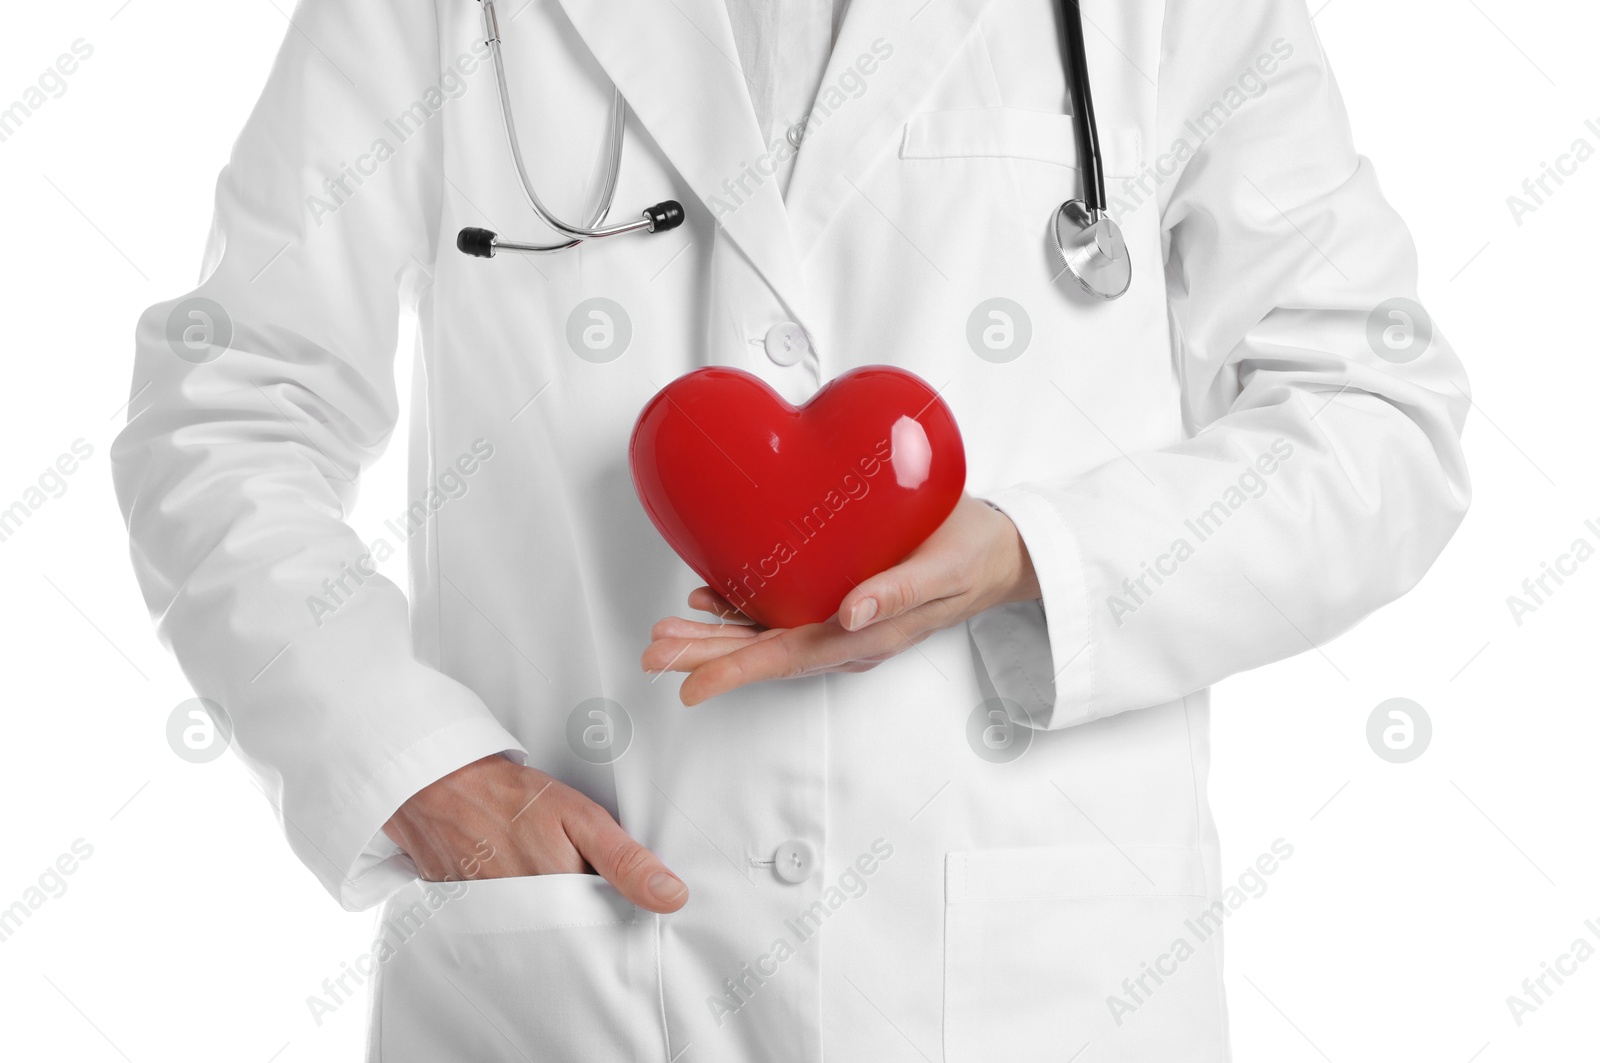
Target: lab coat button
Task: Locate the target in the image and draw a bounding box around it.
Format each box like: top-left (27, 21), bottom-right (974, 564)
top-left (773, 839), bottom-right (817, 884)
top-left (763, 322), bottom-right (810, 367)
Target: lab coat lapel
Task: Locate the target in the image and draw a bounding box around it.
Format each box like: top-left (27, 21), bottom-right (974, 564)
top-left (783, 0), bottom-right (997, 255)
top-left (551, 0), bottom-right (815, 329)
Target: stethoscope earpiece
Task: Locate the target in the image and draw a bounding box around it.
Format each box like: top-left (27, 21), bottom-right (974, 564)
top-left (456, 196), bottom-right (683, 259)
top-left (645, 201), bottom-right (686, 233)
top-left (458, 226), bottom-right (498, 258)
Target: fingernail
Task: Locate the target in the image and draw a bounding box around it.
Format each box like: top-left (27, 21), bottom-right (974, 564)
top-left (648, 871), bottom-right (687, 905)
top-left (847, 597), bottom-right (878, 631)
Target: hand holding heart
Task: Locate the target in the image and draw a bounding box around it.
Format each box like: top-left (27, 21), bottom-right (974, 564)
top-left (630, 365), bottom-right (972, 630)
top-left (631, 364), bottom-right (1038, 703)
top-left (642, 495), bottom-right (1040, 705)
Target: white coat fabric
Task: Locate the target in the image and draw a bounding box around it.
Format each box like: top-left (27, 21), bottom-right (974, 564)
top-left (720, 0), bottom-right (845, 195)
top-left (112, 0), bottom-right (1471, 1059)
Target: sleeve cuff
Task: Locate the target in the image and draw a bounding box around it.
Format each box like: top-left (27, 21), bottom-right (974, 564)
top-left (969, 484), bottom-right (1096, 730)
top-left (313, 716), bottom-right (529, 911)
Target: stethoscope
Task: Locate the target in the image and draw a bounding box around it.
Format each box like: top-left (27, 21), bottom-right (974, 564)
top-left (455, 0), bottom-right (684, 259)
top-left (458, 0), bottom-right (1132, 301)
top-left (1050, 0), bottom-right (1131, 299)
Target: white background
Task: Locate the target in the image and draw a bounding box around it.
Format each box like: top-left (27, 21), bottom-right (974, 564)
top-left (1, 1), bottom-right (1595, 1060)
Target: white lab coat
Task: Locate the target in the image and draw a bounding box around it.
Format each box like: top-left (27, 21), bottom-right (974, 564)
top-left (112, 0), bottom-right (1470, 1058)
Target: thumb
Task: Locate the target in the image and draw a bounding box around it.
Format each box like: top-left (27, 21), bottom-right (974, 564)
top-left (564, 803), bottom-right (688, 914)
top-left (838, 557), bottom-right (937, 632)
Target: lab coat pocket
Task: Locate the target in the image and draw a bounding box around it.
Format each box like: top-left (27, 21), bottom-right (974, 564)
top-left (370, 874), bottom-right (663, 1063)
top-left (943, 845), bottom-right (1227, 1063)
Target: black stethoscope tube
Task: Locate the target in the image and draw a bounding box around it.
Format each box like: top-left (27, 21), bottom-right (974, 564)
top-left (1057, 0), bottom-right (1105, 214)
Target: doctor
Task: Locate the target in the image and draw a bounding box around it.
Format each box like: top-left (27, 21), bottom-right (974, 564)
top-left (114, 0), bottom-right (1469, 1059)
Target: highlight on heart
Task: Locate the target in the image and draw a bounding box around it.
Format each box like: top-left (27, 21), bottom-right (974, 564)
top-left (629, 365), bottom-right (966, 629)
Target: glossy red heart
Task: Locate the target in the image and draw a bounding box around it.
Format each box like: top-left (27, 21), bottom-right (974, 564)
top-left (630, 366), bottom-right (966, 629)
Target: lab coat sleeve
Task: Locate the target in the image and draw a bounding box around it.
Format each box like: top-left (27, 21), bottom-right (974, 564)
top-left (111, 0), bottom-right (526, 909)
top-left (968, 0), bottom-right (1471, 729)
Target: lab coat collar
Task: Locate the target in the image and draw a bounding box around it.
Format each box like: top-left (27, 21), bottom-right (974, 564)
top-left (551, 0), bottom-right (817, 335)
top-left (783, 0), bottom-right (998, 255)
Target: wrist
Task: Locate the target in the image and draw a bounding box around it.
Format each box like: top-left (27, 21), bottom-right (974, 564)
top-left (977, 497), bottom-right (1040, 606)
top-left (1001, 521), bottom-right (1041, 604)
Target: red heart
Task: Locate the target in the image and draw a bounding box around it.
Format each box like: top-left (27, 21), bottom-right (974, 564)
top-left (630, 366), bottom-right (967, 629)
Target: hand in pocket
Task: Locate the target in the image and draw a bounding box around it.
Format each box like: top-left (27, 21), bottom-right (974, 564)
top-left (383, 754), bottom-right (688, 913)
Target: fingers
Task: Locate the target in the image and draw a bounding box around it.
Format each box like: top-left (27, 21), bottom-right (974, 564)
top-left (647, 524), bottom-right (975, 701)
top-left (636, 617), bottom-right (774, 669)
top-left (677, 631), bottom-right (818, 706)
top-left (643, 630), bottom-right (780, 672)
top-left (639, 590), bottom-right (764, 673)
top-left (649, 616), bottom-right (761, 641)
top-left (563, 800), bottom-right (688, 914)
top-left (678, 616), bottom-right (922, 705)
top-left (687, 586), bottom-right (754, 622)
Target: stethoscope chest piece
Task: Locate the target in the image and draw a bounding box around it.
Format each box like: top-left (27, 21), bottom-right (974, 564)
top-left (1053, 200), bottom-right (1131, 301)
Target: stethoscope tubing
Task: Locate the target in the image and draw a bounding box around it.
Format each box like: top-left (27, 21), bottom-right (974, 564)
top-left (1058, 0), bottom-right (1105, 216)
top-left (1049, 0), bottom-right (1131, 299)
top-left (479, 0), bottom-right (651, 248)
top-left (465, 0), bottom-right (1121, 293)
